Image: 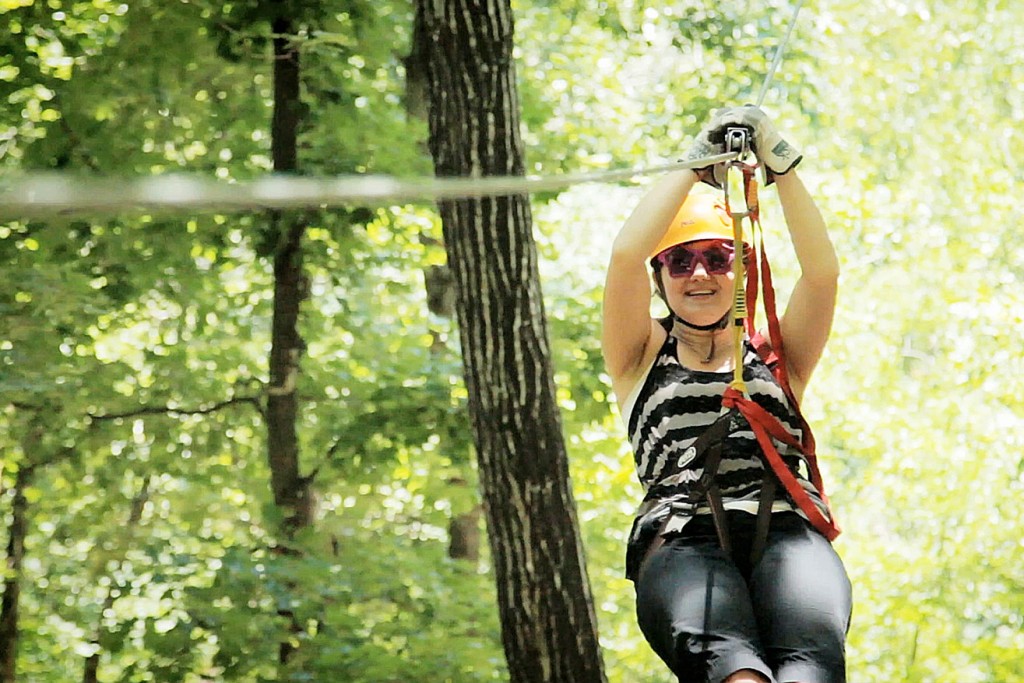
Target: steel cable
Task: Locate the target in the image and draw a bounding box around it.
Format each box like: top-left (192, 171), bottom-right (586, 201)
top-left (0, 3), bottom-right (804, 219)
top-left (0, 153), bottom-right (740, 218)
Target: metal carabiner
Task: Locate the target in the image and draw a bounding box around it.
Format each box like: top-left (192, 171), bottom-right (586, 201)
top-left (724, 126), bottom-right (751, 159)
top-left (721, 127), bottom-right (755, 396)
top-left (721, 126), bottom-right (754, 217)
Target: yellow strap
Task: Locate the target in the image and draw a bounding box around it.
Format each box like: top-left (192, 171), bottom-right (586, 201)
top-left (724, 161), bottom-right (750, 396)
top-left (730, 207), bottom-right (747, 395)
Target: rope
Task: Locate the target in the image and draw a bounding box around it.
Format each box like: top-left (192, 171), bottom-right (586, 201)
top-left (1, 4), bottom-right (805, 219)
top-left (716, 0), bottom-right (803, 390)
top-left (756, 0), bottom-right (805, 107)
top-left (0, 152), bottom-right (739, 219)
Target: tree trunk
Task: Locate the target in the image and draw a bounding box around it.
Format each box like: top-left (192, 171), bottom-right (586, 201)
top-left (412, 29), bottom-right (482, 567)
top-left (0, 459), bottom-right (35, 683)
top-left (425, 268), bottom-right (482, 564)
top-left (266, 15), bottom-right (309, 529)
top-left (448, 501), bottom-right (482, 563)
top-left (415, 2), bottom-right (606, 681)
top-left (266, 14), bottom-right (311, 668)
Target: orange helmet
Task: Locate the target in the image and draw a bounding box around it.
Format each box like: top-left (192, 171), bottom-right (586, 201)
top-left (650, 193), bottom-right (734, 262)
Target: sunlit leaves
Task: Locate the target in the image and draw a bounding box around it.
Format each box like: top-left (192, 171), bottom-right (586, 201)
top-left (4, 0), bottom-right (1024, 680)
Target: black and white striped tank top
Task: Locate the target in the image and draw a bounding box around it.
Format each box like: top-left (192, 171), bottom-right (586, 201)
top-left (621, 325), bottom-right (829, 578)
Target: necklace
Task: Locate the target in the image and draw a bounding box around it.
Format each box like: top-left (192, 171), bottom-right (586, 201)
top-left (682, 336), bottom-right (715, 364)
top-left (669, 320), bottom-right (718, 364)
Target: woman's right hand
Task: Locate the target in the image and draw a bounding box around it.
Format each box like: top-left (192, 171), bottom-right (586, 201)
top-left (683, 110), bottom-right (730, 189)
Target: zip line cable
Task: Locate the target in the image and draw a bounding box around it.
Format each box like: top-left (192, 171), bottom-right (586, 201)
top-left (724, 0), bottom-right (803, 393)
top-left (0, 4), bottom-right (804, 219)
top-left (756, 0), bottom-right (804, 108)
top-left (0, 154), bottom-right (740, 219)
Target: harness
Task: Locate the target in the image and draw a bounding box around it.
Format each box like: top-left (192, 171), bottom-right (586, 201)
top-left (648, 137), bottom-right (839, 571)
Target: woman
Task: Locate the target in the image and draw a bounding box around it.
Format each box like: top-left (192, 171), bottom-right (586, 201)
top-left (601, 106), bottom-right (852, 683)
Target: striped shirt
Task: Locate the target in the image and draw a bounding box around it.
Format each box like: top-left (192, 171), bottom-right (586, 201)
top-left (621, 326), bottom-right (829, 579)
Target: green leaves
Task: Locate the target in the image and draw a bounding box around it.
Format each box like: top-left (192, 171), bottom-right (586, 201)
top-left (4, 0), bottom-right (1024, 680)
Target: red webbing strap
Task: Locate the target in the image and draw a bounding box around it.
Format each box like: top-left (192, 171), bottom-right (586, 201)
top-left (731, 170), bottom-right (840, 539)
top-left (752, 229), bottom-right (831, 504)
top-left (757, 237), bottom-right (792, 393)
top-left (748, 197), bottom-right (813, 454)
top-left (723, 387), bottom-right (840, 540)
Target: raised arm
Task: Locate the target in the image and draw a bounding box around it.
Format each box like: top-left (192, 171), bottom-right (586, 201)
top-left (603, 111), bottom-right (741, 395)
top-left (708, 104), bottom-right (835, 397)
top-left (715, 104), bottom-right (838, 396)
top-left (602, 168), bottom-right (699, 384)
top-left (774, 170), bottom-right (839, 396)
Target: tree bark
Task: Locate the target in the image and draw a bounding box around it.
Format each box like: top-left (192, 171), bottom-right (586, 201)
top-left (266, 15), bottom-right (312, 532)
top-left (416, 2), bottom-right (606, 681)
top-left (425, 268), bottom-right (482, 563)
top-left (448, 501), bottom-right (482, 563)
top-left (0, 457), bottom-right (35, 683)
top-left (266, 14), bottom-right (311, 669)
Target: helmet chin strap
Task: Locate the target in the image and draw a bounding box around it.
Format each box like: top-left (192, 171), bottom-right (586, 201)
top-left (671, 312), bottom-right (730, 332)
top-left (668, 312), bottom-right (729, 364)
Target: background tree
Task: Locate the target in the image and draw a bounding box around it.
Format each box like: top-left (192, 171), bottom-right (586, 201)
top-left (3, 0), bottom-right (1024, 681)
top-left (415, 1), bottom-right (606, 681)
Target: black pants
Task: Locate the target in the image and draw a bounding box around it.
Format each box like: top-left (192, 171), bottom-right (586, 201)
top-left (635, 511), bottom-right (852, 683)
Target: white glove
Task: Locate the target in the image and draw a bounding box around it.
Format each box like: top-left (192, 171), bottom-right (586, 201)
top-left (682, 110), bottom-right (731, 189)
top-left (714, 104), bottom-right (802, 184)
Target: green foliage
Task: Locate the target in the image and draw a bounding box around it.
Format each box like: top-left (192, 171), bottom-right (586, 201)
top-left (513, 0), bottom-right (819, 180)
top-left (4, 0), bottom-right (1024, 681)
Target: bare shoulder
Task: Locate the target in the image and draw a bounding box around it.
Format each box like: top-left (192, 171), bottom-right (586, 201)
top-left (610, 319), bottom-right (666, 412)
top-left (754, 328), bottom-right (809, 403)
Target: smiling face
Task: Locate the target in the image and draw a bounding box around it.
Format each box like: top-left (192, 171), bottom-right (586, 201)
top-left (656, 239), bottom-right (736, 326)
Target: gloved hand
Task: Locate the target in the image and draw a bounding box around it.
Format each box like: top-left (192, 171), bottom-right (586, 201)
top-left (682, 110), bottom-right (731, 189)
top-left (714, 104), bottom-right (802, 184)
